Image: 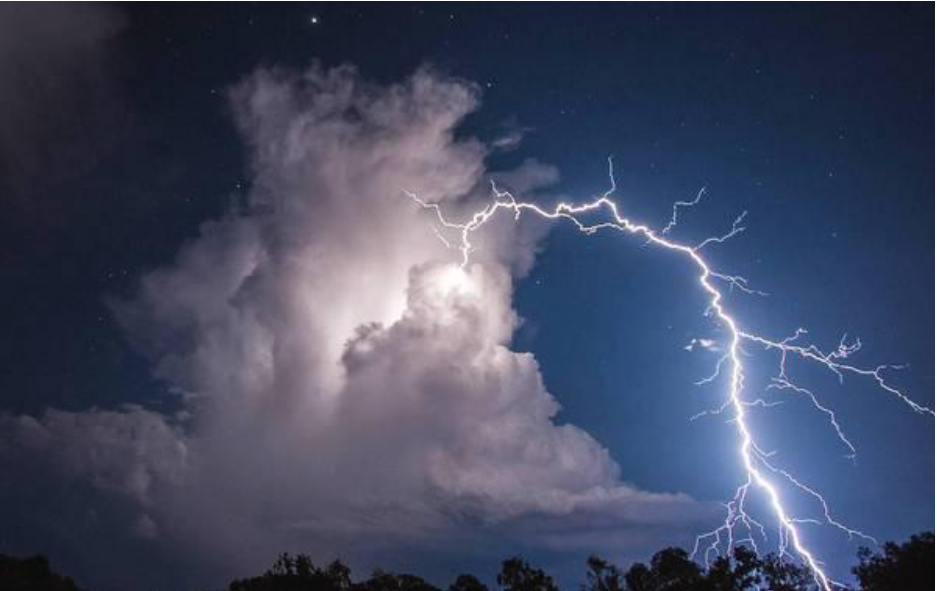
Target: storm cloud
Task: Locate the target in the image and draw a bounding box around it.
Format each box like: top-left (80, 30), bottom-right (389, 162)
top-left (0, 63), bottom-right (706, 588)
top-left (0, 4), bottom-right (125, 206)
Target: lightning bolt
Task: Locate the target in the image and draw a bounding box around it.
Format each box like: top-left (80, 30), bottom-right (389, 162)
top-left (406, 158), bottom-right (933, 590)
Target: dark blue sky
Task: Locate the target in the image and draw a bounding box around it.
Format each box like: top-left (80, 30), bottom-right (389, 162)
top-left (0, 4), bottom-right (932, 589)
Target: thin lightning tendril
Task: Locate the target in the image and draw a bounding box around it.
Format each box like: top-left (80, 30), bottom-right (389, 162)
top-left (663, 187), bottom-right (706, 235)
top-left (405, 158), bottom-right (933, 590)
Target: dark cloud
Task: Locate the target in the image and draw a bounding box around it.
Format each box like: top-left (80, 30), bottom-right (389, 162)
top-left (0, 4), bottom-right (126, 209)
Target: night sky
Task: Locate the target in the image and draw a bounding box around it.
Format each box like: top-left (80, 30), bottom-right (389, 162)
top-left (0, 4), bottom-right (933, 591)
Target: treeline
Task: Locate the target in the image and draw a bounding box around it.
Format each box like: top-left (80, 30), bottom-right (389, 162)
top-left (226, 533), bottom-right (933, 591)
top-left (0, 553), bottom-right (85, 591)
top-left (0, 532), bottom-right (931, 591)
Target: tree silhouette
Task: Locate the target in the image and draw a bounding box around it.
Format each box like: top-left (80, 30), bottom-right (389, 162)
top-left (4, 531), bottom-right (933, 591)
top-left (758, 554), bottom-right (816, 591)
top-left (623, 548), bottom-right (705, 591)
top-left (229, 554), bottom-right (356, 591)
top-left (0, 554), bottom-right (86, 591)
top-left (497, 557), bottom-right (560, 591)
top-left (853, 531), bottom-right (934, 591)
top-left (363, 569), bottom-right (439, 591)
top-left (449, 574), bottom-right (489, 591)
top-left (619, 545), bottom-right (819, 591)
top-left (228, 556), bottom-right (441, 591)
top-left (582, 555), bottom-right (624, 591)
top-left (326, 560), bottom-right (353, 590)
top-left (705, 547), bottom-right (761, 591)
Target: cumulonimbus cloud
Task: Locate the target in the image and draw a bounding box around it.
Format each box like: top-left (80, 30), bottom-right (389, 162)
top-left (0, 63), bottom-right (709, 587)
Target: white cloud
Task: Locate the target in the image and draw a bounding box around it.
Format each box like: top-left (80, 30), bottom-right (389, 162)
top-left (1, 63), bottom-right (708, 584)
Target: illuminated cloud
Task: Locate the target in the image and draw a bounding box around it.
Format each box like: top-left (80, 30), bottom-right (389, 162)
top-left (0, 63), bottom-right (707, 585)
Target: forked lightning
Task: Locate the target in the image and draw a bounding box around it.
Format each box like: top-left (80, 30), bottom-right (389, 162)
top-left (406, 159), bottom-right (933, 590)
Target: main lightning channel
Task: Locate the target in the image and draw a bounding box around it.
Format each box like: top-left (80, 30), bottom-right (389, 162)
top-left (405, 160), bottom-right (932, 590)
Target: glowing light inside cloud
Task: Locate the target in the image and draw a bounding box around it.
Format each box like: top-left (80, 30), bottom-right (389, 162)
top-left (437, 265), bottom-right (472, 294)
top-left (407, 159), bottom-right (933, 590)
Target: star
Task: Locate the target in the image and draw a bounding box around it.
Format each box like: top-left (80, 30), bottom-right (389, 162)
top-left (310, 15), bottom-right (320, 25)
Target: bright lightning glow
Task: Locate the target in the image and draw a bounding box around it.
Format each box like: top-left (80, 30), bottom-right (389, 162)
top-left (407, 158), bottom-right (933, 590)
top-left (436, 265), bottom-right (472, 294)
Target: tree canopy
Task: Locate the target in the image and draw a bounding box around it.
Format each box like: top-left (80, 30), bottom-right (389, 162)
top-left (852, 531), bottom-right (934, 591)
top-left (0, 531), bottom-right (931, 591)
